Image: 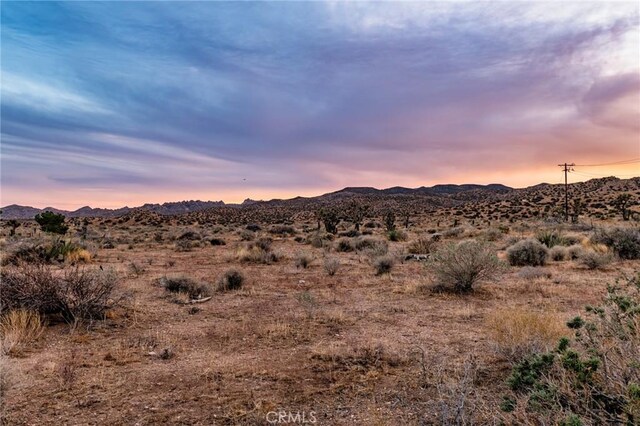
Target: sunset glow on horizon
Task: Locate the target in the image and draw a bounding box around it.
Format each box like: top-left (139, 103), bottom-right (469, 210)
top-left (2, 1), bottom-right (639, 209)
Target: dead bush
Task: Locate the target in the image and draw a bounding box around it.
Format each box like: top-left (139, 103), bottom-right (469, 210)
top-left (407, 236), bottom-right (438, 255)
top-left (159, 276), bottom-right (212, 299)
top-left (0, 263), bottom-right (117, 323)
top-left (549, 246), bottom-right (567, 261)
top-left (294, 252), bottom-right (313, 269)
top-left (323, 257), bottom-right (340, 276)
top-left (429, 240), bottom-right (504, 293)
top-left (517, 266), bottom-right (552, 280)
top-left (217, 269), bottom-right (245, 292)
top-left (577, 250), bottom-right (613, 270)
top-left (373, 255), bottom-right (394, 275)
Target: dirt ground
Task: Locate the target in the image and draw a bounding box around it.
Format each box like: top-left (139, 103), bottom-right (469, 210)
top-left (1, 218), bottom-right (638, 425)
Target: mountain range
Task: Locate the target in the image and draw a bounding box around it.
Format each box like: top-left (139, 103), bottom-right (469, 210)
top-left (0, 183), bottom-right (512, 219)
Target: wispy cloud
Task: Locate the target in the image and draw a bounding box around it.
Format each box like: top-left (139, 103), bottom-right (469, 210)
top-left (1, 1), bottom-right (638, 208)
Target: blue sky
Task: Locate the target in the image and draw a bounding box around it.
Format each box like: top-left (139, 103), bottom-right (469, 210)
top-left (1, 1), bottom-right (639, 208)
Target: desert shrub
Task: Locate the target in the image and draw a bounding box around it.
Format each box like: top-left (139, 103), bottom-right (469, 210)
top-left (562, 234), bottom-right (583, 246)
top-left (237, 238), bottom-right (280, 264)
top-left (255, 237), bottom-right (272, 251)
top-left (549, 246), bottom-right (567, 261)
top-left (577, 250), bottom-right (613, 270)
top-left (0, 264), bottom-right (117, 323)
top-left (501, 274), bottom-right (640, 424)
top-left (323, 257), bottom-right (340, 276)
top-left (429, 240), bottom-right (503, 293)
top-left (2, 239), bottom-right (87, 265)
top-left (354, 237), bottom-right (388, 257)
top-left (517, 266), bottom-right (552, 280)
top-left (65, 248), bottom-right (91, 264)
top-left (387, 229), bottom-right (407, 242)
top-left (177, 230), bottom-right (201, 241)
top-left (407, 236), bottom-right (438, 255)
top-left (373, 255), bottom-right (394, 275)
top-left (294, 252), bottom-right (313, 269)
top-left (483, 228), bottom-right (503, 242)
top-left (159, 276), bottom-right (211, 299)
top-left (443, 227), bottom-right (464, 238)
top-left (567, 244), bottom-right (585, 260)
top-left (338, 229), bottom-right (360, 238)
top-left (591, 227), bottom-right (640, 260)
top-left (536, 229), bottom-right (566, 248)
top-left (35, 211), bottom-right (68, 235)
top-left (486, 308), bottom-right (567, 362)
top-left (307, 232), bottom-right (331, 249)
top-left (217, 269), bottom-right (245, 292)
top-left (239, 229), bottom-right (255, 241)
top-left (175, 239), bottom-right (194, 252)
top-left (245, 223), bottom-right (261, 232)
top-left (127, 261), bottom-right (147, 277)
top-left (0, 310), bottom-right (44, 355)
top-left (269, 225), bottom-right (296, 236)
top-left (209, 238), bottom-right (226, 246)
top-left (335, 238), bottom-right (354, 252)
top-left (507, 239), bottom-right (548, 266)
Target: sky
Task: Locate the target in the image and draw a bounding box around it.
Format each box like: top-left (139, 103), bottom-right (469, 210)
top-left (1, 1), bottom-right (639, 209)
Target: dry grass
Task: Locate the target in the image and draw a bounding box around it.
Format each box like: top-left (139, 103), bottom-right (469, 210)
top-left (65, 248), bottom-right (92, 264)
top-left (0, 309), bottom-right (44, 355)
top-left (0, 212), bottom-right (637, 425)
top-left (485, 307), bottom-right (568, 362)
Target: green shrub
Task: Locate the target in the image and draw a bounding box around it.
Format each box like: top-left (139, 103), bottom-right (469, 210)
top-left (34, 211), bottom-right (68, 235)
top-left (429, 240), bottom-right (503, 292)
top-left (507, 239), bottom-right (548, 266)
top-left (591, 227), bottom-right (640, 260)
top-left (536, 229), bottom-right (566, 248)
top-left (501, 274), bottom-right (640, 423)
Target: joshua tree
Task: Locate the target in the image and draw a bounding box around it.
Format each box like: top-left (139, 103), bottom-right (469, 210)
top-left (383, 210), bottom-right (396, 232)
top-left (6, 219), bottom-right (19, 236)
top-left (570, 199), bottom-right (584, 223)
top-left (612, 193), bottom-right (633, 221)
top-left (345, 202), bottom-right (370, 231)
top-left (317, 207), bottom-right (340, 234)
top-left (35, 211), bottom-right (69, 235)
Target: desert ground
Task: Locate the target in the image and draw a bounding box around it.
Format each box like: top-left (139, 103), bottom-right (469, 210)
top-left (1, 179), bottom-right (639, 425)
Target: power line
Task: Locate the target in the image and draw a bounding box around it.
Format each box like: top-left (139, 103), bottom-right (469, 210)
top-left (558, 163), bottom-right (574, 222)
top-left (573, 158), bottom-right (640, 167)
top-left (572, 170), bottom-right (639, 178)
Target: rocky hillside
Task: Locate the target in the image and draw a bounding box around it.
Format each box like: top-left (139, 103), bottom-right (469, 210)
top-left (0, 200), bottom-right (226, 220)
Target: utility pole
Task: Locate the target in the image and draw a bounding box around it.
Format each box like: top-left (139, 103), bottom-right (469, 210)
top-left (558, 163), bottom-right (574, 221)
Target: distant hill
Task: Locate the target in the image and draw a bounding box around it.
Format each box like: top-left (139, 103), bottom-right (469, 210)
top-left (3, 178), bottom-right (638, 221)
top-left (331, 183), bottom-right (512, 196)
top-left (0, 200), bottom-right (226, 220)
